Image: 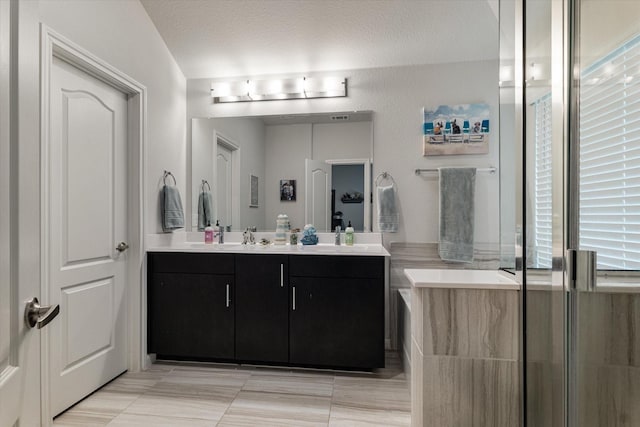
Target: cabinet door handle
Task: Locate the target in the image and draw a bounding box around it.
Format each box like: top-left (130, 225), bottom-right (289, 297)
top-left (226, 284), bottom-right (230, 307)
top-left (280, 263), bottom-right (284, 287)
top-left (292, 286), bottom-right (296, 311)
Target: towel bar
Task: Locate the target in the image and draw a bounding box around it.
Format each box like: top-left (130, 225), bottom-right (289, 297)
top-left (375, 171), bottom-right (396, 187)
top-left (163, 170), bottom-right (177, 185)
top-left (414, 166), bottom-right (497, 175)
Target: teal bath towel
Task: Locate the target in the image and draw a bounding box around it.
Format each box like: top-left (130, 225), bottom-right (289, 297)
top-left (161, 184), bottom-right (184, 232)
top-left (197, 191), bottom-right (213, 231)
top-left (438, 168), bottom-right (476, 262)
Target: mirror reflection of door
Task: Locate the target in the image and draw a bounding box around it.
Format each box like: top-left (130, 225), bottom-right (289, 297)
top-left (305, 159), bottom-right (332, 232)
top-left (216, 141), bottom-right (233, 228)
top-left (305, 159), bottom-right (370, 232)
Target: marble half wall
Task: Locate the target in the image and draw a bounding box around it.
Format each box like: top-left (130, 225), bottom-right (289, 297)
top-left (411, 286), bottom-right (520, 427)
top-left (389, 242), bottom-right (501, 350)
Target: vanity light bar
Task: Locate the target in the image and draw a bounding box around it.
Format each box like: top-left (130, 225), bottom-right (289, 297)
top-left (210, 76), bottom-right (347, 103)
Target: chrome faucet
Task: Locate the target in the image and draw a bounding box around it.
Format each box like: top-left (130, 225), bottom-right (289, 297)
top-left (215, 220), bottom-right (224, 244)
top-left (242, 227), bottom-right (255, 245)
top-left (335, 225), bottom-right (341, 245)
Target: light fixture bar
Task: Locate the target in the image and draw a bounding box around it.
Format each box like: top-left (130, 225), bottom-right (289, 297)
top-left (210, 76), bottom-right (347, 103)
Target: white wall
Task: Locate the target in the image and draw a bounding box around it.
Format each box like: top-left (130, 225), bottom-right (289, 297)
top-left (264, 124), bottom-right (312, 230)
top-left (313, 121), bottom-right (372, 161)
top-left (188, 61), bottom-right (500, 248)
top-left (39, 0), bottom-right (187, 234)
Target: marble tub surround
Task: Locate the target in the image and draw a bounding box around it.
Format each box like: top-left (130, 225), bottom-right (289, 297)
top-left (388, 242), bottom-right (501, 350)
top-left (404, 268), bottom-right (519, 290)
top-left (575, 291), bottom-right (640, 427)
top-left (408, 273), bottom-right (520, 426)
top-left (397, 289), bottom-right (412, 377)
top-left (54, 352), bottom-right (410, 427)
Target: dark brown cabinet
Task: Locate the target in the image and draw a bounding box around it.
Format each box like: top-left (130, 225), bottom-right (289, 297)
top-left (235, 254), bottom-right (289, 363)
top-left (148, 253), bottom-right (235, 360)
top-left (147, 252), bottom-right (385, 369)
top-left (289, 256), bottom-right (385, 369)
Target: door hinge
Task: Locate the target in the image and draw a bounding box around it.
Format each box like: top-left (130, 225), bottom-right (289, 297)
top-left (567, 249), bottom-right (597, 292)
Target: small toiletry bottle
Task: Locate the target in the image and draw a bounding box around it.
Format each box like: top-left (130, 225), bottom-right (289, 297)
top-left (345, 221), bottom-right (354, 246)
top-left (290, 228), bottom-right (298, 245)
top-left (204, 222), bottom-right (213, 244)
top-left (275, 214), bottom-right (288, 245)
top-left (215, 220), bottom-right (220, 243)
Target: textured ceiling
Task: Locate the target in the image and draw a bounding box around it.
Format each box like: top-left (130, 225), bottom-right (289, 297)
top-left (140, 0), bottom-right (499, 79)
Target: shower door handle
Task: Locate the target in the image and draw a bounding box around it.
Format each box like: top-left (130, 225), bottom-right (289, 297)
top-left (567, 249), bottom-right (597, 292)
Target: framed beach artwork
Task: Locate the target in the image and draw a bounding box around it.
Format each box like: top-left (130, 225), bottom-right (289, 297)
top-left (422, 103), bottom-right (490, 156)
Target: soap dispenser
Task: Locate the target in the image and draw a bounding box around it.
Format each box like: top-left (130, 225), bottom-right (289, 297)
top-left (204, 222), bottom-right (214, 244)
top-left (345, 221), bottom-right (354, 246)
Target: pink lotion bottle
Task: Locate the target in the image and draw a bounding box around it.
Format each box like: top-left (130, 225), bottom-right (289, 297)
top-left (204, 222), bottom-right (214, 244)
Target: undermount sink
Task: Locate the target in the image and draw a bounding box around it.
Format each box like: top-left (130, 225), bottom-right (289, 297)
top-left (188, 243), bottom-right (243, 251)
top-left (302, 244), bottom-right (369, 253)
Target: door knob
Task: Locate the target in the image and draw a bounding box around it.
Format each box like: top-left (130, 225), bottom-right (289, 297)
top-left (24, 297), bottom-right (60, 329)
top-left (116, 241), bottom-right (129, 252)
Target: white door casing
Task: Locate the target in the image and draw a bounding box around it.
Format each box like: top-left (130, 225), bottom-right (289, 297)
top-left (0, 1), bottom-right (24, 424)
top-left (325, 158), bottom-right (372, 232)
top-left (216, 143), bottom-right (232, 227)
top-left (0, 2), bottom-right (42, 425)
top-left (305, 159), bottom-right (332, 232)
top-left (212, 130), bottom-right (240, 230)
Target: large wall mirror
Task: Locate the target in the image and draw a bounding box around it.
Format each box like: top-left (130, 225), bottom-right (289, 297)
top-left (190, 111), bottom-right (373, 233)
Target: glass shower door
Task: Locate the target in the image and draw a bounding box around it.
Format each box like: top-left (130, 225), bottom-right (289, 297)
top-left (523, 0), bottom-right (565, 425)
top-left (569, 1), bottom-right (640, 425)
top-left (524, 0), bottom-right (640, 425)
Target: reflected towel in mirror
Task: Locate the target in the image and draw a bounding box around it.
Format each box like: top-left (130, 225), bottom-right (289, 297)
top-left (197, 191), bottom-right (213, 231)
top-left (377, 184), bottom-right (398, 232)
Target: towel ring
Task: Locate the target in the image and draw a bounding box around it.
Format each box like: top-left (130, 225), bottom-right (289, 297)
top-left (163, 170), bottom-right (176, 186)
top-left (201, 180), bottom-right (211, 191)
top-left (375, 171), bottom-right (396, 187)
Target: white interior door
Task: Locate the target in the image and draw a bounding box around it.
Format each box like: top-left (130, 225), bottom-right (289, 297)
top-left (216, 142), bottom-right (233, 227)
top-left (48, 55), bottom-right (128, 415)
top-left (0, 2), bottom-right (41, 425)
top-left (305, 159), bottom-right (332, 232)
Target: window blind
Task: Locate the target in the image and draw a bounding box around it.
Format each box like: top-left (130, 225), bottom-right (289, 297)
top-left (579, 34), bottom-right (640, 270)
top-left (533, 94), bottom-right (553, 269)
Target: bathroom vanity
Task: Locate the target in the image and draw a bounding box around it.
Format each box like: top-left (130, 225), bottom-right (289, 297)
top-left (146, 242), bottom-right (388, 370)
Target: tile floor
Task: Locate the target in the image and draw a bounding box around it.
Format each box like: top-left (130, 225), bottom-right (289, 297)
top-left (53, 352), bottom-right (410, 426)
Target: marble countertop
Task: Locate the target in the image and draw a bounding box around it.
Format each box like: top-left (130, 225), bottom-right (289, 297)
top-left (147, 242), bottom-right (390, 256)
top-left (146, 232), bottom-right (390, 257)
top-left (404, 268), bottom-right (520, 290)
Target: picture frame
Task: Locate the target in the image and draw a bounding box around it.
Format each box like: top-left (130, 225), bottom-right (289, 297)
top-left (280, 179), bottom-right (296, 201)
top-left (422, 103), bottom-right (490, 156)
top-left (249, 174), bottom-right (259, 207)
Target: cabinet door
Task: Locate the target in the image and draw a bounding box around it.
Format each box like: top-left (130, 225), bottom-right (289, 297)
top-left (289, 276), bottom-right (384, 369)
top-left (149, 273), bottom-right (234, 360)
top-left (235, 254), bottom-right (288, 363)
